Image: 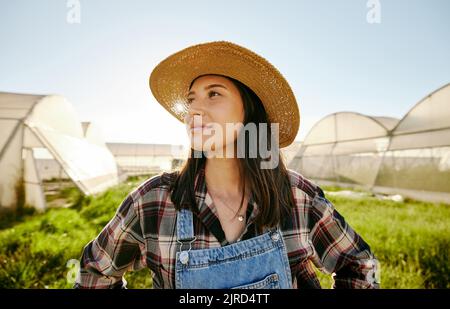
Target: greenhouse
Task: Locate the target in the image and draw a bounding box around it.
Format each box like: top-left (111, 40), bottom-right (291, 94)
top-left (289, 83), bottom-right (450, 203)
top-left (106, 142), bottom-right (187, 176)
top-left (0, 92), bottom-right (119, 211)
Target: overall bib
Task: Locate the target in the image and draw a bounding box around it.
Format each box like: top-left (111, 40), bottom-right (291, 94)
top-left (175, 208), bottom-right (293, 289)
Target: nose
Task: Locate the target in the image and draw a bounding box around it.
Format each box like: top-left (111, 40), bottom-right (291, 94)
top-left (186, 99), bottom-right (206, 121)
top-left (184, 104), bottom-right (205, 127)
top-left (188, 105), bottom-right (205, 117)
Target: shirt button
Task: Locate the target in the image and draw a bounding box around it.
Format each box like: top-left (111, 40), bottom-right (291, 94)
top-left (271, 232), bottom-right (280, 242)
top-left (179, 251), bottom-right (189, 264)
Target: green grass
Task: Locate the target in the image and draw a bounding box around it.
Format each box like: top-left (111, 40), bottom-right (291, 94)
top-left (0, 177), bottom-right (153, 288)
top-left (319, 186), bottom-right (450, 289)
top-left (0, 182), bottom-right (448, 288)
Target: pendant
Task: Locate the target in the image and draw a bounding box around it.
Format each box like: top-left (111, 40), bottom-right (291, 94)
top-left (238, 215), bottom-right (244, 222)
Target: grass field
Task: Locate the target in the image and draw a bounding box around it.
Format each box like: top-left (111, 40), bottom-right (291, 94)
top-left (0, 178), bottom-right (448, 288)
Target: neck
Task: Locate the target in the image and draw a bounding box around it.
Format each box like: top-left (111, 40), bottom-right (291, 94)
top-left (204, 157), bottom-right (244, 198)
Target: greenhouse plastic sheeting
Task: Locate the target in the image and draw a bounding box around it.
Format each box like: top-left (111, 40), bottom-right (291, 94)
top-left (289, 83), bottom-right (450, 203)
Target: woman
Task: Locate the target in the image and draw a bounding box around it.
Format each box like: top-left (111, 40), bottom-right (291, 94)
top-left (75, 41), bottom-right (379, 289)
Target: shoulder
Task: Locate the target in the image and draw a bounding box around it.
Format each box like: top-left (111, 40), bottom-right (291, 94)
top-left (286, 169), bottom-right (336, 221)
top-left (284, 169), bottom-right (335, 232)
top-left (285, 168), bottom-right (325, 201)
top-left (128, 170), bottom-right (179, 203)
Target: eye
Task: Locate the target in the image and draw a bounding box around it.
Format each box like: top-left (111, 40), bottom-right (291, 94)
top-left (209, 91), bottom-right (220, 98)
top-left (186, 97), bottom-right (194, 104)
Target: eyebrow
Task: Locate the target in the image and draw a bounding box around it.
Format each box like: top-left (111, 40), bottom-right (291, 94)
top-left (187, 84), bottom-right (228, 97)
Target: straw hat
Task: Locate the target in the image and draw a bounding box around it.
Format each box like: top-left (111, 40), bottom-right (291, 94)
top-left (149, 41), bottom-right (300, 148)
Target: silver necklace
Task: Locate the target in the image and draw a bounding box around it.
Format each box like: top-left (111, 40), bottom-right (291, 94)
top-left (208, 191), bottom-right (246, 222)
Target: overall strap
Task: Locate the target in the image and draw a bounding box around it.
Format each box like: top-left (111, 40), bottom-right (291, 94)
top-left (176, 208), bottom-right (195, 241)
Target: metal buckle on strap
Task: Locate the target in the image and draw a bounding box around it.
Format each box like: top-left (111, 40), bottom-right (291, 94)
top-left (268, 227), bottom-right (281, 242)
top-left (177, 237), bottom-right (197, 253)
top-left (177, 237), bottom-right (196, 265)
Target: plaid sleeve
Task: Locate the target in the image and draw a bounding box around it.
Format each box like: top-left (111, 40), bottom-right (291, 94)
top-left (73, 194), bottom-right (146, 289)
top-left (308, 187), bottom-right (380, 289)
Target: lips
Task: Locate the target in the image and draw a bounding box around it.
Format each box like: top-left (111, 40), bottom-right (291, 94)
top-left (190, 125), bottom-right (208, 132)
top-left (189, 123), bottom-right (212, 130)
top-left (190, 124), bottom-right (207, 129)
top-left (189, 123), bottom-right (213, 134)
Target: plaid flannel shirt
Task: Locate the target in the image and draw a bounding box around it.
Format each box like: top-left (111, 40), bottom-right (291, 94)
top-left (74, 165), bottom-right (379, 289)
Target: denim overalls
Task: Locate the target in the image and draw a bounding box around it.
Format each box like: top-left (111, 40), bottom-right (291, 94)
top-left (175, 208), bottom-right (293, 289)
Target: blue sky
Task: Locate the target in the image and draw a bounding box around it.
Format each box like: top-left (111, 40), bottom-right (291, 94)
top-left (1, 0), bottom-right (449, 146)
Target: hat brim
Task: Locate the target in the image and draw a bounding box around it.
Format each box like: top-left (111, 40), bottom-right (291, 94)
top-left (149, 41), bottom-right (300, 148)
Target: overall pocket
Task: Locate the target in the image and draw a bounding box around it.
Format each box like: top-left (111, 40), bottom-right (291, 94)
top-left (231, 273), bottom-right (280, 289)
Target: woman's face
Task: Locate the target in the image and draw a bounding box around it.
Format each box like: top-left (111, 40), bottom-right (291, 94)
top-left (184, 75), bottom-right (245, 155)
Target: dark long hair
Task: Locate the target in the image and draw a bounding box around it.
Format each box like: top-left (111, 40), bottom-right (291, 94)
top-left (170, 75), bottom-right (296, 230)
